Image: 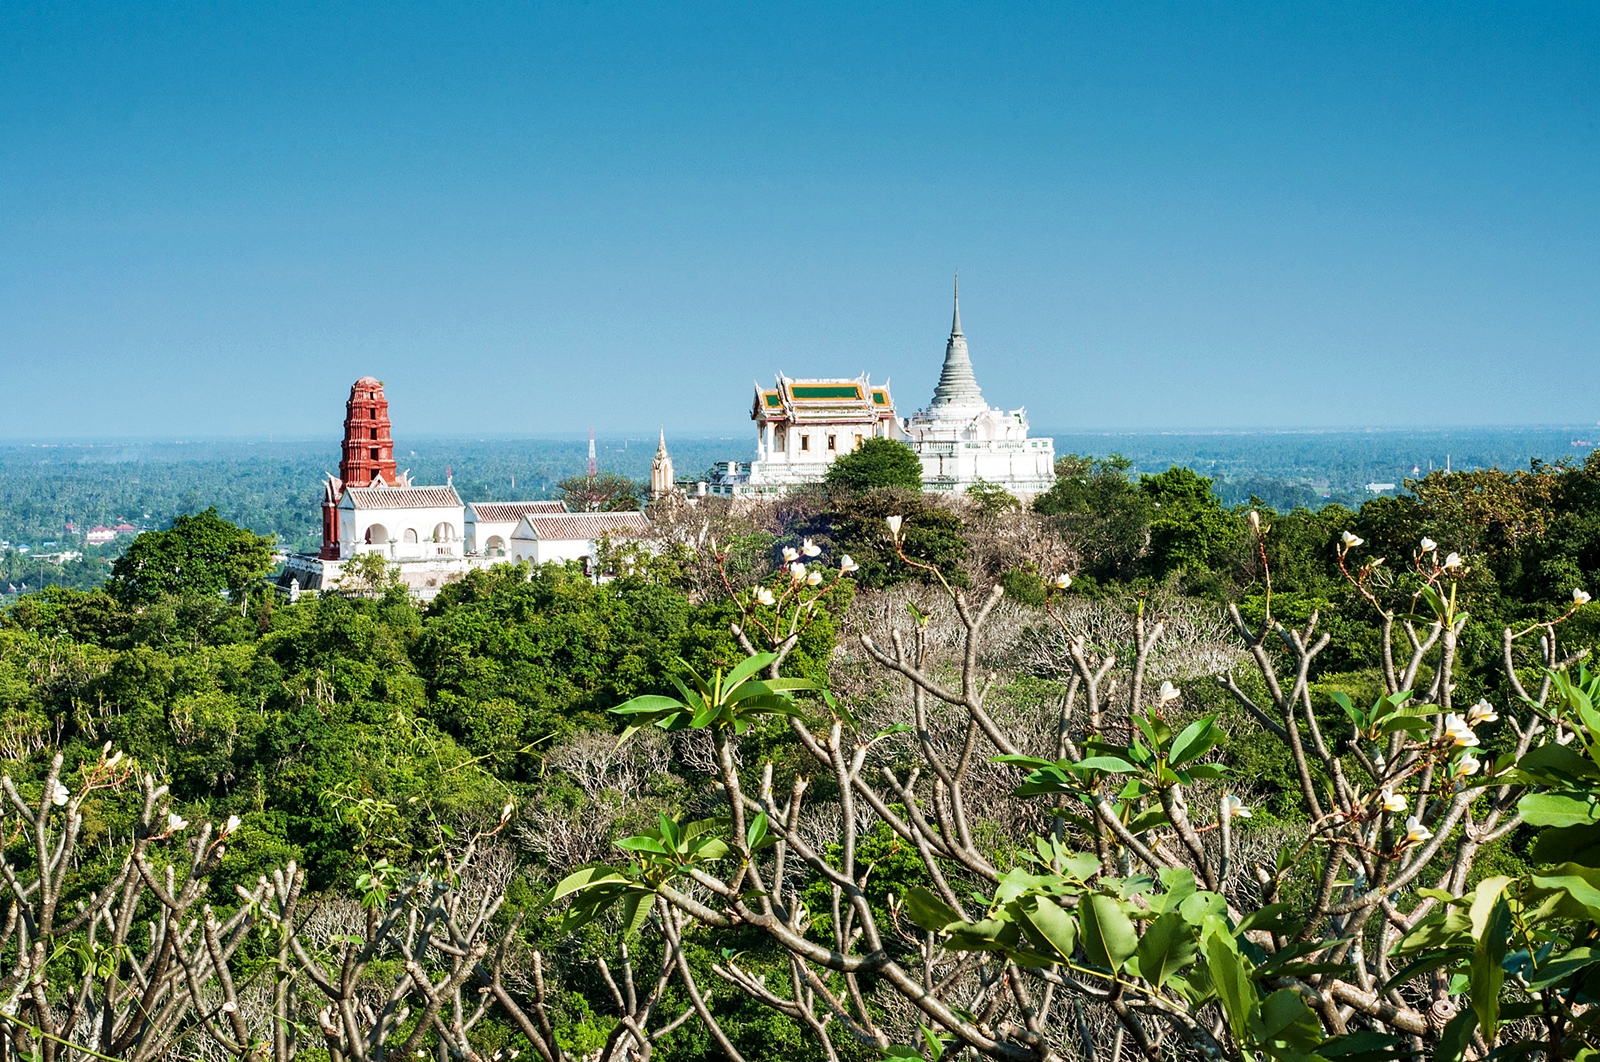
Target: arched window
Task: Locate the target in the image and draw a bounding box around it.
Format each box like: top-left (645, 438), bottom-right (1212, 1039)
top-left (365, 523), bottom-right (389, 544)
top-left (432, 523), bottom-right (455, 542)
top-left (403, 529), bottom-right (418, 543)
top-left (485, 535), bottom-right (506, 556)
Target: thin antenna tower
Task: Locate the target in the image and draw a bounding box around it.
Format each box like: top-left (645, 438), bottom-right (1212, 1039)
top-left (587, 426), bottom-right (598, 478)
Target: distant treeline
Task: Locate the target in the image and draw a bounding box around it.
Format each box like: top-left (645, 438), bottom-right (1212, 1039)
top-left (1, 427), bottom-right (1591, 557)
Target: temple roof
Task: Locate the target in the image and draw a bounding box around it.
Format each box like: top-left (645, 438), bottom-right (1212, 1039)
top-left (467, 501), bottom-right (567, 522)
top-left (343, 486), bottom-right (463, 509)
top-left (512, 512), bottom-right (650, 540)
top-left (752, 375), bottom-right (896, 423)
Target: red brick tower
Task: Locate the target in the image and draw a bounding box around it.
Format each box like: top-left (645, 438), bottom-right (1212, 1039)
top-left (320, 377), bottom-right (399, 559)
top-left (340, 377), bottom-right (399, 487)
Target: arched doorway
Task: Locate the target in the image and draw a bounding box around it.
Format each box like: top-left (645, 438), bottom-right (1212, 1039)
top-left (365, 523), bottom-right (389, 545)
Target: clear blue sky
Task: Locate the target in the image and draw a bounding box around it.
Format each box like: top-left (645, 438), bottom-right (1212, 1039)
top-left (2, 2), bottom-right (1596, 438)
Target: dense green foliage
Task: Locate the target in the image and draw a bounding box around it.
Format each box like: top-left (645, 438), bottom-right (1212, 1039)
top-left (6, 449), bottom-right (1600, 1059)
top-left (106, 507), bottom-right (275, 606)
top-left (823, 437), bottom-right (926, 492)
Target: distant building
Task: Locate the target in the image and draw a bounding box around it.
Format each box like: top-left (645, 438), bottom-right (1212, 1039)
top-left (650, 430), bottom-right (675, 500)
top-left (707, 374), bottom-right (902, 496)
top-left (903, 280), bottom-right (1055, 495)
top-left (1365, 482), bottom-right (1397, 494)
top-left (86, 526), bottom-right (116, 546)
top-left (710, 280), bottom-right (1055, 498)
top-left (281, 377), bottom-right (649, 600)
top-left (465, 501), bottom-right (567, 557)
top-left (510, 511), bottom-right (651, 568)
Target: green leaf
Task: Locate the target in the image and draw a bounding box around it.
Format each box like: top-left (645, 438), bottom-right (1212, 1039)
top-left (902, 886), bottom-right (961, 933)
top-left (1168, 715), bottom-right (1219, 767)
top-left (1435, 1007), bottom-right (1477, 1062)
top-left (548, 864), bottom-right (631, 903)
top-left (1201, 919), bottom-right (1258, 1049)
top-left (1531, 863), bottom-right (1600, 918)
top-left (1014, 895), bottom-right (1079, 965)
top-left (746, 811), bottom-right (773, 851)
top-left (619, 891), bottom-right (655, 940)
top-left (610, 694), bottom-right (687, 715)
top-left (615, 835), bottom-right (673, 856)
top-left (1080, 894), bottom-right (1138, 973)
top-left (1072, 755), bottom-right (1139, 774)
top-left (1256, 988), bottom-right (1322, 1052)
top-left (1519, 792), bottom-right (1600, 827)
top-left (1329, 691), bottom-right (1362, 727)
top-left (1134, 912), bottom-right (1198, 987)
top-left (723, 653), bottom-right (780, 690)
top-left (1469, 893), bottom-right (1511, 1040)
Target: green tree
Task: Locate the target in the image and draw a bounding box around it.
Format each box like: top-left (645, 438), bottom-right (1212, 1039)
top-left (106, 508), bottom-right (275, 609)
top-left (557, 472), bottom-right (643, 512)
top-left (822, 437), bottom-right (924, 492)
top-left (1033, 454), bottom-right (1152, 582)
top-left (1139, 465), bottom-right (1241, 583)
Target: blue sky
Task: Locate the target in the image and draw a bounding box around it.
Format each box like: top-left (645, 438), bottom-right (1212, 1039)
top-left (2, 2), bottom-right (1596, 437)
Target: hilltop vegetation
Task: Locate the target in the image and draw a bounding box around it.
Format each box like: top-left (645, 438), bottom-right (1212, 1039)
top-left (2, 451), bottom-right (1600, 1060)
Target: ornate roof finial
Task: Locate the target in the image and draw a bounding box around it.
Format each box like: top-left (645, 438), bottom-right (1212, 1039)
top-left (952, 273), bottom-right (962, 337)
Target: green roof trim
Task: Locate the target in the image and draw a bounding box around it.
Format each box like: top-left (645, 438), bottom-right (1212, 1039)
top-left (872, 390), bottom-right (889, 405)
top-left (763, 392), bottom-right (782, 407)
top-left (790, 385), bottom-right (863, 400)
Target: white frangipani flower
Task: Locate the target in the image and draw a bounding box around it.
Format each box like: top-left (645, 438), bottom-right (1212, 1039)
top-left (1404, 817), bottom-right (1433, 846)
top-left (1576, 588), bottom-right (1593, 606)
top-left (1341, 531), bottom-right (1364, 548)
top-left (789, 562), bottom-right (806, 582)
top-left (1442, 713), bottom-right (1480, 748)
top-left (1053, 573), bottom-right (1072, 589)
top-left (1158, 681), bottom-right (1181, 704)
top-left (499, 802), bottom-right (514, 824)
top-left (167, 812), bottom-right (189, 832)
top-left (1379, 789), bottom-right (1407, 813)
top-left (885, 515), bottom-right (903, 538)
top-left (50, 782), bottom-right (69, 807)
top-left (755, 587), bottom-right (776, 607)
top-left (105, 750), bottom-right (124, 768)
top-left (221, 1001), bottom-right (237, 1014)
top-left (1220, 794), bottom-right (1251, 820)
top-left (1247, 510), bottom-right (1261, 532)
top-left (1443, 552), bottom-right (1463, 569)
top-left (1452, 752), bottom-right (1482, 779)
top-left (781, 547), bottom-right (799, 563)
top-left (839, 555), bottom-right (858, 574)
top-left (801, 538), bottom-right (822, 558)
top-left (806, 570), bottom-right (823, 586)
top-left (1466, 699), bottom-right (1499, 726)
top-left (223, 814), bottom-right (242, 836)
top-left (1420, 537), bottom-right (1438, 552)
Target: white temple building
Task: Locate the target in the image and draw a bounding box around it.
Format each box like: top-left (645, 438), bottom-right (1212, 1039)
top-left (708, 281), bottom-right (1054, 497)
top-left (709, 375), bottom-right (902, 495)
top-left (905, 279), bottom-right (1056, 495)
top-left (465, 501), bottom-right (568, 557)
top-left (279, 377), bottom-right (651, 600)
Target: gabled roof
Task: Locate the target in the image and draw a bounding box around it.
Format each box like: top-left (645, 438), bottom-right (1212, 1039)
top-left (511, 512), bottom-right (650, 540)
top-left (468, 501), bottom-right (567, 522)
top-left (752, 375), bottom-right (895, 423)
top-left (343, 486), bottom-right (464, 509)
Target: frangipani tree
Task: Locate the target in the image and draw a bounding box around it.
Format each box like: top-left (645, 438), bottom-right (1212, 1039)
top-left (555, 511), bottom-right (1599, 1061)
